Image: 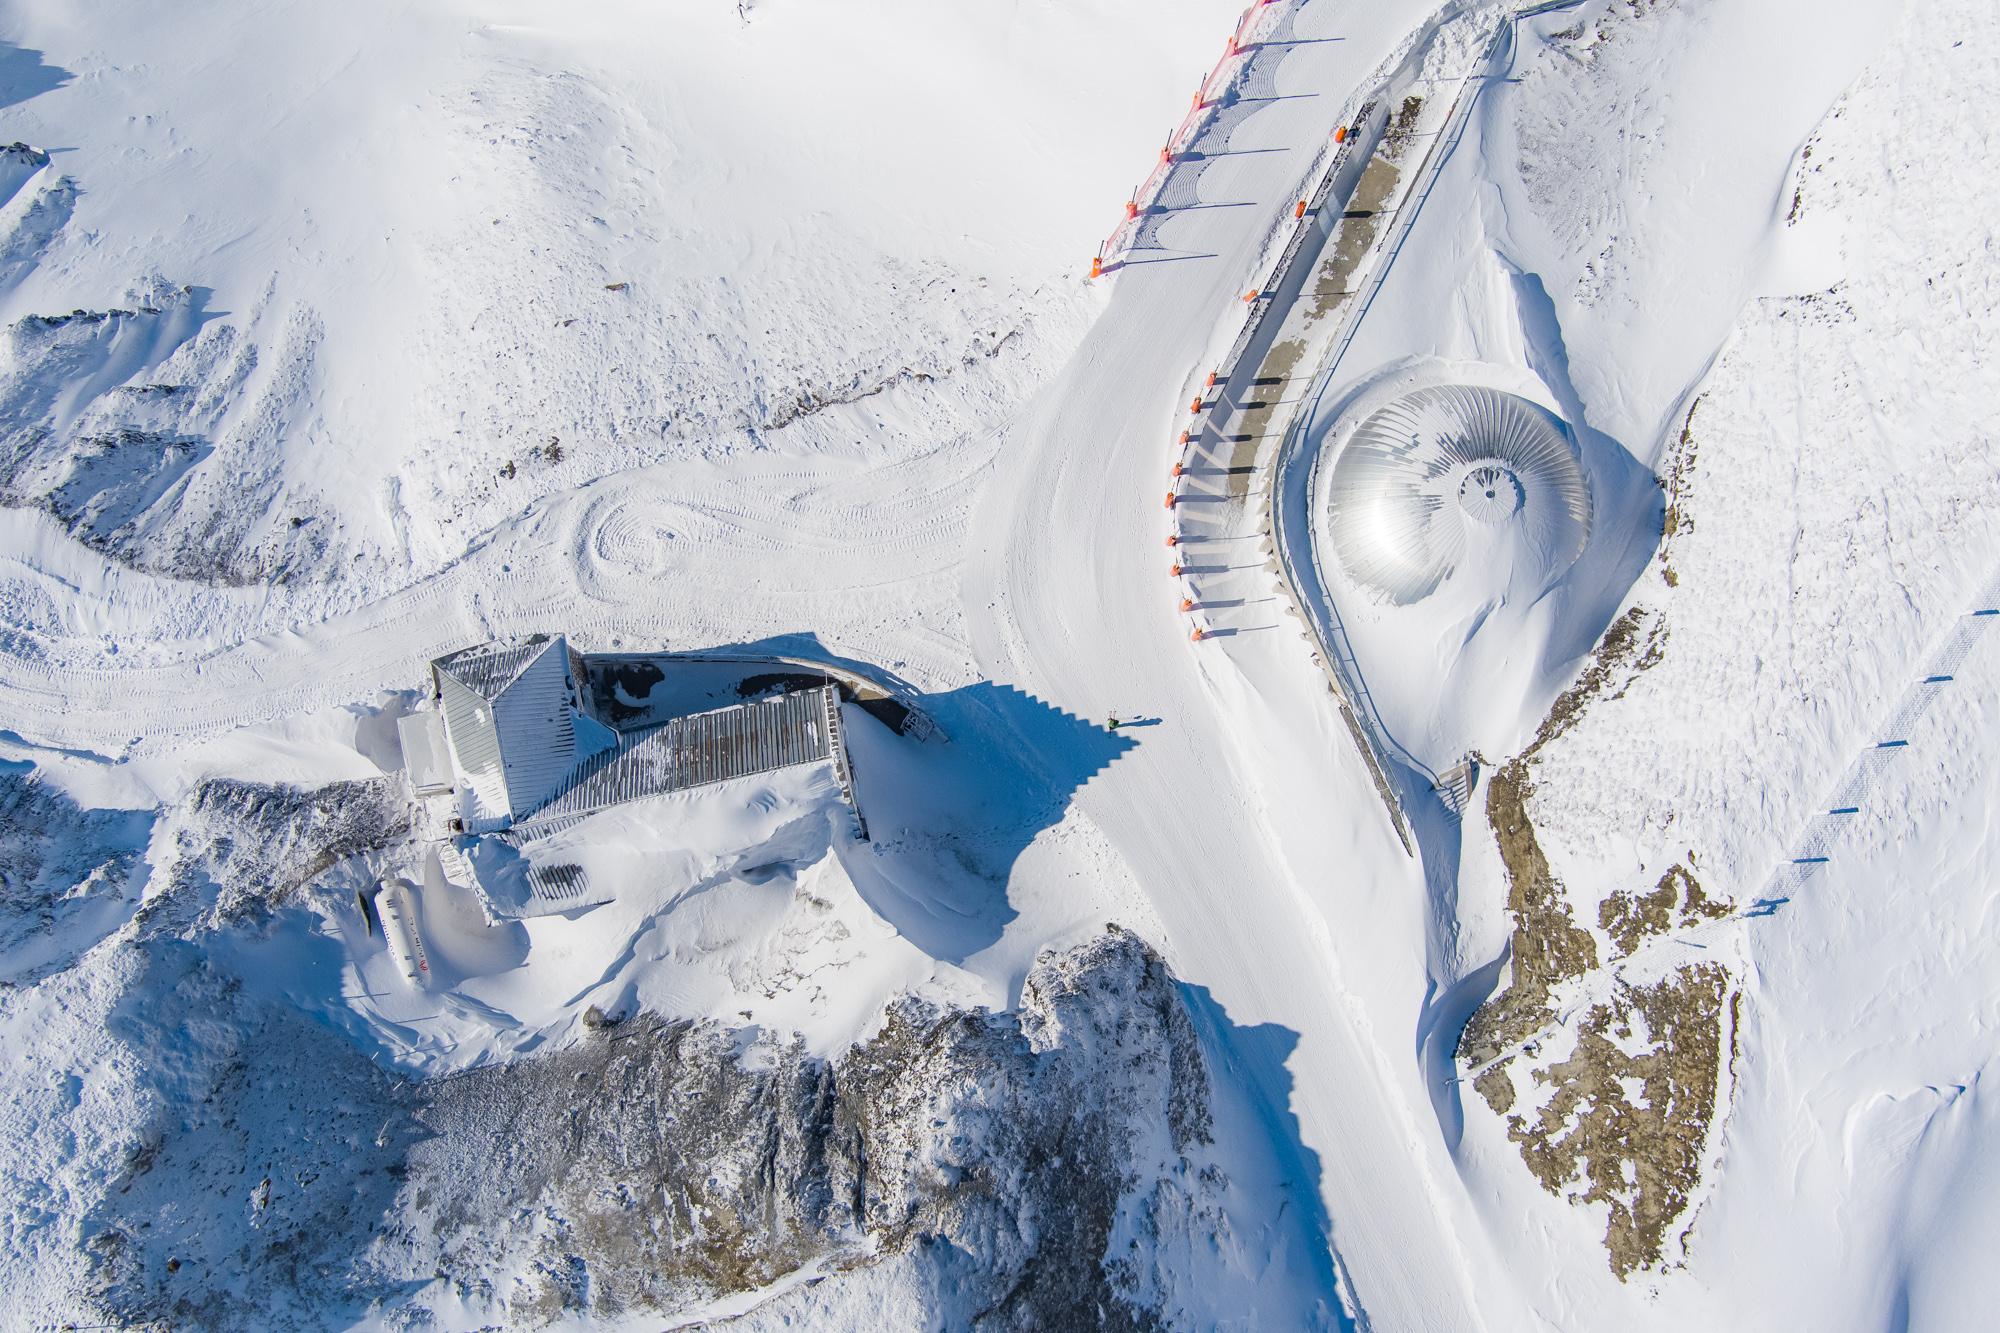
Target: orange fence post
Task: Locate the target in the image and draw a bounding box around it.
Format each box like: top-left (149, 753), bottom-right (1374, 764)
top-left (1191, 625), bottom-right (1206, 642)
top-left (1190, 396), bottom-right (1203, 414)
top-left (1295, 200), bottom-right (1307, 219)
top-left (1179, 597), bottom-right (1195, 613)
top-left (1164, 492), bottom-right (1178, 510)
top-left (1170, 563), bottom-right (1184, 577)
top-left (1334, 125), bottom-right (1348, 143)
top-left (1165, 533), bottom-right (1180, 547)
top-left (1090, 255), bottom-right (1103, 279)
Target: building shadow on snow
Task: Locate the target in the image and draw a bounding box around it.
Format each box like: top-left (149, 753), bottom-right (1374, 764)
top-left (837, 678), bottom-right (1136, 963)
top-left (684, 632), bottom-right (1138, 965)
top-left (0, 42), bottom-right (71, 110)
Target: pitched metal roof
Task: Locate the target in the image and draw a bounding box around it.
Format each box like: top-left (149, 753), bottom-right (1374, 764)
top-left (517, 686), bottom-right (835, 832)
top-left (433, 636), bottom-right (559, 701)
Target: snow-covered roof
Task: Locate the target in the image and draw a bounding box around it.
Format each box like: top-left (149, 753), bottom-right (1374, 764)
top-left (433, 636), bottom-right (561, 701)
top-left (468, 853), bottom-right (613, 920)
top-left (395, 710), bottom-right (453, 794)
top-left (518, 686), bottom-right (835, 833)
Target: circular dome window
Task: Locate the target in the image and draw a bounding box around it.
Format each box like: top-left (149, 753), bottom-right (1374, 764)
top-left (1325, 385), bottom-right (1591, 605)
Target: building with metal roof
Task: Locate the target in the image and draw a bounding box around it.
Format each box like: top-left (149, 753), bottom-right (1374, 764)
top-left (401, 637), bottom-right (873, 920)
top-left (517, 686), bottom-right (848, 835)
top-left (431, 635), bottom-right (617, 831)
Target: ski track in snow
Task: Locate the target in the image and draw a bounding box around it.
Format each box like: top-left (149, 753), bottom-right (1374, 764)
top-left (0, 440), bottom-right (986, 755)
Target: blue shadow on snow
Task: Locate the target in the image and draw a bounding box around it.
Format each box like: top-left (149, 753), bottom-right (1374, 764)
top-left (836, 677), bottom-right (1136, 964)
top-left (1179, 979), bottom-right (1359, 1330)
top-left (0, 41), bottom-right (70, 110)
top-left (698, 631), bottom-right (1139, 965)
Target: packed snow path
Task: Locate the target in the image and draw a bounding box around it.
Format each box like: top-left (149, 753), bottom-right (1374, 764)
top-left (1269, 19), bottom-right (1508, 796)
top-left (1166, 7), bottom-right (1518, 845)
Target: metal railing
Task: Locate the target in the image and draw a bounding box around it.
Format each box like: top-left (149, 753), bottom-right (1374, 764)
top-left (1260, 13), bottom-right (1527, 836)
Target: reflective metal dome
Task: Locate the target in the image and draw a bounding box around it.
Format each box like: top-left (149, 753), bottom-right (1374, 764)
top-left (1325, 385), bottom-right (1590, 605)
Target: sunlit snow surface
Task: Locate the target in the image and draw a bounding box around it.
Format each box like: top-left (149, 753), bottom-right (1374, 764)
top-left (0, 0), bottom-right (1996, 1329)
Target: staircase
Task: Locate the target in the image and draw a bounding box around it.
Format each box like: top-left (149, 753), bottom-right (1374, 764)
top-left (822, 685), bottom-right (869, 841)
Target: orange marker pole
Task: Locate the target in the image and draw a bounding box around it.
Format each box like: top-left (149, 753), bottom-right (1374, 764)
top-left (1165, 534), bottom-right (1180, 547)
top-left (1179, 597), bottom-right (1195, 613)
top-left (1295, 200), bottom-right (1307, 219)
top-left (1170, 564), bottom-right (1184, 577)
top-left (1090, 255), bottom-right (1103, 279)
top-left (1164, 492), bottom-right (1178, 510)
top-left (1191, 625), bottom-right (1206, 642)
top-left (1190, 397), bottom-right (1203, 414)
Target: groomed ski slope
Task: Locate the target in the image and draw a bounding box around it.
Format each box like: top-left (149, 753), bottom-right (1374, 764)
top-left (966, 4), bottom-right (1512, 1327)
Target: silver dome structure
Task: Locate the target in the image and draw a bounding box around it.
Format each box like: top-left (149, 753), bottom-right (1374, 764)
top-left (1324, 385), bottom-right (1591, 605)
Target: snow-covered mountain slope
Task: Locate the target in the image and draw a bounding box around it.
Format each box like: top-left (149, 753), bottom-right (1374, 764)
top-left (0, 770), bottom-right (1330, 1329)
top-left (0, 0), bottom-right (1996, 1328)
top-left (0, 0), bottom-right (1233, 593)
top-left (1444, 0), bottom-right (2000, 1325)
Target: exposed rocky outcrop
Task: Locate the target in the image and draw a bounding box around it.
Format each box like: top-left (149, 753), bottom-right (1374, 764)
top-left (2, 753), bottom-right (1254, 1331)
top-left (1503, 967), bottom-right (1735, 1280)
top-left (79, 948), bottom-right (420, 1331)
top-left (378, 925), bottom-right (1212, 1328)
top-left (1459, 607), bottom-right (1664, 1070)
top-left (137, 775), bottom-right (408, 931)
top-left (1599, 862), bottom-right (1729, 962)
top-left (1460, 600), bottom-right (1739, 1278)
top-left (0, 767), bottom-right (152, 983)
top-left (74, 907), bottom-right (1227, 1330)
